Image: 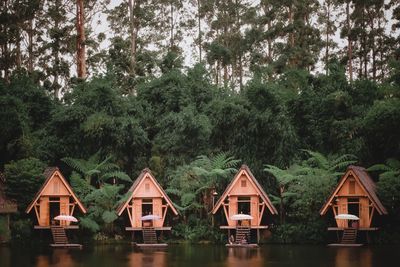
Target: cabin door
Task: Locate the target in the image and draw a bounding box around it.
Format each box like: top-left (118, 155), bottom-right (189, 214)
top-left (237, 197), bottom-right (251, 226)
top-left (49, 198), bottom-right (60, 226)
top-left (347, 198), bottom-right (359, 227)
top-left (142, 199), bottom-right (153, 227)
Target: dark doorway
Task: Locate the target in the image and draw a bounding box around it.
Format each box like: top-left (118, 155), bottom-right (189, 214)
top-left (142, 199), bottom-right (153, 216)
top-left (49, 200), bottom-right (60, 225)
top-left (347, 198), bottom-right (359, 227)
top-left (237, 197), bottom-right (251, 214)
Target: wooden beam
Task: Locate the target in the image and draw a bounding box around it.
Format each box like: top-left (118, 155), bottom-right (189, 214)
top-left (70, 203), bottom-right (76, 215)
top-left (126, 204), bottom-right (134, 227)
top-left (162, 205), bottom-right (168, 226)
top-left (369, 206), bottom-right (375, 227)
top-left (258, 203), bottom-right (266, 225)
top-left (34, 203), bottom-right (40, 223)
top-left (223, 204), bottom-right (229, 223)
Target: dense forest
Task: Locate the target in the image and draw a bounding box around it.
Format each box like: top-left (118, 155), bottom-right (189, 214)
top-left (1, 0), bottom-right (400, 244)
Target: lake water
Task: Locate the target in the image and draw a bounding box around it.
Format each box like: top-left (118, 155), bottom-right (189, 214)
top-left (0, 244), bottom-right (398, 267)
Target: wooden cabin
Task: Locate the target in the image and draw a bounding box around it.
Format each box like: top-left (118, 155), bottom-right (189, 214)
top-left (0, 173), bottom-right (17, 242)
top-left (320, 165), bottom-right (387, 230)
top-left (212, 165), bottom-right (278, 243)
top-left (117, 168), bottom-right (178, 231)
top-left (25, 167), bottom-right (87, 229)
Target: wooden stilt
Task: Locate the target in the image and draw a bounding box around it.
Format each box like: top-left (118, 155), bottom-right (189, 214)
top-left (257, 229), bottom-right (260, 243)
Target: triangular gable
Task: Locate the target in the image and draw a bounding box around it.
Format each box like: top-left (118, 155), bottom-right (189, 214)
top-left (26, 167), bottom-right (87, 214)
top-left (212, 165), bottom-right (278, 215)
top-left (320, 165), bottom-right (387, 215)
top-left (117, 168), bottom-right (178, 216)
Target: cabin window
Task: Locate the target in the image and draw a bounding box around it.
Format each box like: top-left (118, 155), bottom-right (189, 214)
top-left (145, 183), bottom-right (150, 192)
top-left (241, 179), bottom-right (247, 187)
top-left (349, 179), bottom-right (355, 194)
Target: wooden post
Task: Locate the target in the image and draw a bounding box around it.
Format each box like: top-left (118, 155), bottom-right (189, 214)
top-left (257, 229), bottom-right (260, 244)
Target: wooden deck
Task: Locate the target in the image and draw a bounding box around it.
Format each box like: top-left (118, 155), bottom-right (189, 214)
top-left (327, 227), bottom-right (378, 231)
top-left (134, 243), bottom-right (168, 248)
top-left (327, 243), bottom-right (363, 247)
top-left (50, 244), bottom-right (83, 249)
top-left (226, 244), bottom-right (259, 248)
top-left (126, 227), bottom-right (172, 231)
top-left (220, 226), bottom-right (269, 229)
top-left (34, 225), bottom-right (79, 230)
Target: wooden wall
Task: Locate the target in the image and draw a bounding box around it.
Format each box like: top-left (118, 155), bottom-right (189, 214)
top-left (223, 173), bottom-right (263, 227)
top-left (332, 174), bottom-right (373, 228)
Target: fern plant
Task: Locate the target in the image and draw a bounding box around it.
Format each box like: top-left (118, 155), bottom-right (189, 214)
top-left (62, 151), bottom-right (131, 187)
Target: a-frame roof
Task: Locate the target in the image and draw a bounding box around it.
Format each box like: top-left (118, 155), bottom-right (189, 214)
top-left (26, 167), bottom-right (87, 213)
top-left (212, 165), bottom-right (278, 215)
top-left (320, 165), bottom-right (387, 215)
top-left (116, 168), bottom-right (178, 216)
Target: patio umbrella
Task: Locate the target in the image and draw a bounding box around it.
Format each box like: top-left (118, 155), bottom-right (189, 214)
top-left (230, 214), bottom-right (253, 221)
top-left (335, 214), bottom-right (359, 220)
top-left (54, 215), bottom-right (78, 222)
top-left (140, 214), bottom-right (161, 221)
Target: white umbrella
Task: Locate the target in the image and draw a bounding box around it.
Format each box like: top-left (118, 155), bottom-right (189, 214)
top-left (54, 215), bottom-right (78, 222)
top-left (230, 214), bottom-right (253, 221)
top-left (140, 214), bottom-right (161, 221)
top-left (335, 214), bottom-right (359, 220)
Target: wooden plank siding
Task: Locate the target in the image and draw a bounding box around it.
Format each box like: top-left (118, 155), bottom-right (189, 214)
top-left (212, 165), bottom-right (277, 228)
top-left (320, 165), bottom-right (387, 229)
top-left (116, 169), bottom-right (178, 230)
top-left (26, 167), bottom-right (87, 228)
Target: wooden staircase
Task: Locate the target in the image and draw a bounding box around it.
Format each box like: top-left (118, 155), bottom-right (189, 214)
top-left (50, 225), bottom-right (68, 245)
top-left (143, 227), bottom-right (157, 244)
top-left (341, 228), bottom-right (357, 244)
top-left (235, 226), bottom-right (250, 244)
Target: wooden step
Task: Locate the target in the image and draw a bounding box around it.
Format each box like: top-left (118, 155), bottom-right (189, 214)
top-left (235, 227), bottom-right (250, 244)
top-left (341, 228), bottom-right (357, 244)
top-left (142, 227), bottom-right (157, 244)
top-left (51, 225), bottom-right (69, 245)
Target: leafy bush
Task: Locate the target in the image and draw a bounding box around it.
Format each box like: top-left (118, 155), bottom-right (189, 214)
top-left (4, 158), bottom-right (46, 209)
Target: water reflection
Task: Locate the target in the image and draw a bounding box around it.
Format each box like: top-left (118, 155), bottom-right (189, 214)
top-left (334, 247), bottom-right (372, 267)
top-left (36, 249), bottom-right (74, 267)
top-left (127, 250), bottom-right (167, 267)
top-left (225, 248), bottom-right (263, 267)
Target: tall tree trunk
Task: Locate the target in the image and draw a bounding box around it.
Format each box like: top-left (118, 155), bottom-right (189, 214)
top-left (362, 7), bottom-right (367, 78)
top-left (16, 22), bottom-right (22, 69)
top-left (170, 2), bottom-right (174, 49)
top-left (76, 0), bottom-right (86, 79)
top-left (197, 0), bottom-right (202, 63)
top-left (371, 16), bottom-right (376, 81)
top-left (28, 19), bottom-right (34, 73)
top-left (346, 1), bottom-right (353, 82)
top-left (128, 0), bottom-right (139, 75)
top-left (325, 2), bottom-right (331, 75)
top-left (54, 11), bottom-right (60, 99)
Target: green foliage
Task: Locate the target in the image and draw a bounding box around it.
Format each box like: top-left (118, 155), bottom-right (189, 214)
top-left (4, 158), bottom-right (46, 209)
top-left (372, 159), bottom-right (400, 217)
top-left (171, 216), bottom-right (224, 243)
top-left (10, 219), bottom-right (32, 242)
top-left (0, 216), bottom-right (11, 242)
top-left (62, 152), bottom-right (131, 186)
top-left (167, 153), bottom-right (239, 217)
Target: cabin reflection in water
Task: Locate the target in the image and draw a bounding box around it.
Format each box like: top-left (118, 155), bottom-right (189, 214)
top-left (127, 251), bottom-right (167, 267)
top-left (35, 249), bottom-right (74, 267)
top-left (225, 248), bottom-right (263, 267)
top-left (334, 248), bottom-right (372, 267)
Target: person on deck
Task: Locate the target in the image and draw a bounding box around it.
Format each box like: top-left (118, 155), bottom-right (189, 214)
top-left (229, 235), bottom-right (235, 244)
